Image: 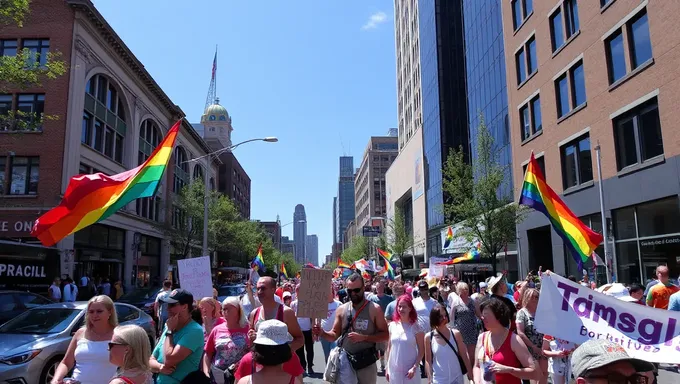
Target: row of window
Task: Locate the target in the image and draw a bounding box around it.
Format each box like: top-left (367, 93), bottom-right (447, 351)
top-left (0, 156), bottom-right (39, 195)
top-left (523, 97), bottom-right (663, 191)
top-left (0, 93), bottom-right (45, 131)
top-left (0, 38), bottom-right (50, 67)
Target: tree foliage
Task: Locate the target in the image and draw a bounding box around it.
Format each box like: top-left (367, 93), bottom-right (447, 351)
top-left (442, 115), bottom-right (526, 275)
top-left (385, 208), bottom-right (414, 266)
top-left (340, 236), bottom-right (369, 265)
top-left (0, 0), bottom-right (30, 27)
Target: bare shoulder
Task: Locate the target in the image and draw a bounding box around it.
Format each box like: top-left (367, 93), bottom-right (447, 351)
top-left (108, 379), bottom-right (125, 384)
top-left (74, 327), bottom-right (86, 340)
top-left (236, 376), bottom-right (250, 384)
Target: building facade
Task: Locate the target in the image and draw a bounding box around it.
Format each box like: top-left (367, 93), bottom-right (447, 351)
top-left (354, 135), bottom-right (398, 229)
top-left (394, 0), bottom-right (423, 151)
top-left (217, 151), bottom-right (251, 219)
top-left (281, 236), bottom-right (295, 257)
top-left (306, 234), bottom-right (318, 266)
top-left (337, 156), bottom-right (355, 243)
top-left (259, 221), bottom-right (281, 251)
top-left (503, 0), bottom-right (680, 283)
top-left (419, 0), bottom-right (470, 257)
top-left (0, 0), bottom-right (220, 291)
top-left (293, 204), bottom-right (307, 264)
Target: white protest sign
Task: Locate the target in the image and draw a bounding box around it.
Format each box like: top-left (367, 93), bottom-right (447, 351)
top-left (177, 256), bottom-right (213, 300)
top-left (297, 268), bottom-right (332, 319)
top-left (535, 273), bottom-right (680, 363)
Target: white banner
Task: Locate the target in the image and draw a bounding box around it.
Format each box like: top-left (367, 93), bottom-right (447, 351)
top-left (535, 273), bottom-right (680, 363)
top-left (177, 256), bottom-right (213, 301)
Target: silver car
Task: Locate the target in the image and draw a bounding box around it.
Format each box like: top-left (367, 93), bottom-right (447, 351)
top-left (0, 301), bottom-right (157, 384)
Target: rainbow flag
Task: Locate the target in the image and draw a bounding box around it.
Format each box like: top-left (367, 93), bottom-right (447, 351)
top-left (382, 257), bottom-right (395, 280)
top-left (251, 244), bottom-right (265, 272)
top-left (438, 242), bottom-right (482, 265)
top-left (377, 248), bottom-right (393, 261)
top-left (280, 262), bottom-right (288, 279)
top-left (337, 257), bottom-right (352, 269)
top-left (519, 153), bottom-right (603, 269)
top-left (443, 226), bottom-right (454, 248)
top-left (31, 121), bottom-right (181, 246)
top-left (354, 259), bottom-right (370, 271)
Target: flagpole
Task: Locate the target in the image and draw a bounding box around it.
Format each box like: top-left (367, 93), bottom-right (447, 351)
top-left (595, 142), bottom-right (612, 284)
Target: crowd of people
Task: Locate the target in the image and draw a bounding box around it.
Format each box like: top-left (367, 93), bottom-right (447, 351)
top-left (46, 265), bottom-right (674, 384)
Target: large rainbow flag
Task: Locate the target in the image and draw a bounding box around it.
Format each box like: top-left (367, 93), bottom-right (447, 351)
top-left (31, 121), bottom-right (181, 246)
top-left (438, 242), bottom-right (482, 265)
top-left (519, 153), bottom-right (603, 268)
top-left (251, 244), bottom-right (265, 272)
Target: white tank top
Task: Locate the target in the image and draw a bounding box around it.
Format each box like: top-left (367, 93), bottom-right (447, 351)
top-left (430, 330), bottom-right (464, 384)
top-left (71, 338), bottom-right (117, 383)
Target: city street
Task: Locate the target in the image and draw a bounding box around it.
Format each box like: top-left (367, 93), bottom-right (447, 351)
top-left (300, 342), bottom-right (680, 384)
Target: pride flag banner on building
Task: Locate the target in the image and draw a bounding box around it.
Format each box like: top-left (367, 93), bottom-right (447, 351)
top-left (519, 153), bottom-right (603, 269)
top-left (31, 121), bottom-right (181, 247)
top-left (536, 273), bottom-right (680, 364)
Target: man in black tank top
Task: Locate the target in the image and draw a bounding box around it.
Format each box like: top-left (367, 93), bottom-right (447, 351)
top-left (313, 273), bottom-right (389, 384)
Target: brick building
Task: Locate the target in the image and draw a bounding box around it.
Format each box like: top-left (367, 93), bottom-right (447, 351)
top-left (217, 151), bottom-right (251, 219)
top-left (503, 0), bottom-right (680, 283)
top-left (0, 0), bottom-right (218, 291)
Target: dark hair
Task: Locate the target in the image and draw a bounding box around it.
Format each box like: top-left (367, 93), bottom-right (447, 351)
top-left (347, 273), bottom-right (363, 284)
top-left (429, 303), bottom-right (449, 328)
top-left (567, 275), bottom-right (577, 282)
top-left (628, 283), bottom-right (644, 294)
top-left (252, 343), bottom-right (293, 366)
top-left (163, 280), bottom-right (172, 288)
top-left (479, 297), bottom-right (511, 328)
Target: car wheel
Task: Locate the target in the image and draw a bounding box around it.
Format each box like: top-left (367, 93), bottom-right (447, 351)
top-left (40, 356), bottom-right (62, 384)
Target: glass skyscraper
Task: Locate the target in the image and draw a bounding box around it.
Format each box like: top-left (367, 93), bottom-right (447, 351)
top-left (419, 0), bottom-right (469, 256)
top-left (463, 0), bottom-right (512, 198)
top-left (337, 156), bottom-right (355, 243)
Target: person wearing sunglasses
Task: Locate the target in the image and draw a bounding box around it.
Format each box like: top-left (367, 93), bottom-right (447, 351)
top-left (571, 339), bottom-right (654, 384)
top-left (108, 325), bottom-right (153, 384)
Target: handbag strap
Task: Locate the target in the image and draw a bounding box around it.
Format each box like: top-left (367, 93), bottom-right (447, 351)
top-left (430, 328), bottom-right (467, 374)
top-left (339, 300), bottom-right (369, 347)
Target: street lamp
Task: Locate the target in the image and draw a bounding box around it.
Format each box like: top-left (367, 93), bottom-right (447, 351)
top-left (185, 137), bottom-right (278, 256)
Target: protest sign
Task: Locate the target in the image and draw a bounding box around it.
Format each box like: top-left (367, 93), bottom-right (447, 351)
top-left (429, 257), bottom-right (447, 277)
top-left (535, 273), bottom-right (680, 363)
top-left (297, 268), bottom-right (332, 319)
top-left (177, 256), bottom-right (213, 300)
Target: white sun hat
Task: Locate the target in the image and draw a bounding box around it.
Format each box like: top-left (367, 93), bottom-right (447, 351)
top-left (601, 283), bottom-right (638, 302)
top-left (254, 319), bottom-right (293, 346)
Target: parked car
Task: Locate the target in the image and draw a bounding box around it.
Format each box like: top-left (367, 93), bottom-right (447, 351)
top-left (117, 285), bottom-right (162, 317)
top-left (216, 284), bottom-right (246, 303)
top-left (0, 290), bottom-right (53, 325)
top-left (0, 301), bottom-right (156, 384)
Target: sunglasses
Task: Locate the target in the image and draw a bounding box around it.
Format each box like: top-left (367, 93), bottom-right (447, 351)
top-left (107, 341), bottom-right (127, 351)
top-left (168, 302), bottom-right (180, 308)
top-left (347, 288), bottom-right (363, 294)
top-left (584, 373), bottom-right (648, 384)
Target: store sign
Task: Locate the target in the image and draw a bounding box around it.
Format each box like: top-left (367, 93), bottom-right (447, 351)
top-left (0, 214), bottom-right (38, 237)
top-left (640, 235), bottom-right (680, 248)
top-left (0, 255), bottom-right (59, 291)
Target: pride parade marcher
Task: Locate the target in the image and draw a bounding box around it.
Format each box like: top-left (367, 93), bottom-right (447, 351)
top-left (385, 295), bottom-right (424, 384)
top-left (425, 303), bottom-right (471, 384)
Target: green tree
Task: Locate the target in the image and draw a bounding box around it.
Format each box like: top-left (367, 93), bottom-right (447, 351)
top-left (340, 236), bottom-right (369, 265)
top-left (0, 0), bottom-right (67, 130)
top-left (442, 115), bottom-right (525, 275)
top-left (386, 208), bottom-right (414, 266)
top-left (279, 252), bottom-right (300, 277)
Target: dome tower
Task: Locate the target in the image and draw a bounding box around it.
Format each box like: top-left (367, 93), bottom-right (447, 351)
top-left (200, 97), bottom-right (233, 148)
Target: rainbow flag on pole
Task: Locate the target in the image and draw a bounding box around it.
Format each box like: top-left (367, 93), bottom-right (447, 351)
top-left (251, 244), bottom-right (265, 272)
top-left (31, 121), bottom-right (181, 246)
top-left (280, 262), bottom-right (288, 279)
top-left (443, 226), bottom-right (454, 248)
top-left (519, 153), bottom-right (603, 269)
top-left (377, 248), bottom-right (393, 261)
top-left (337, 257), bottom-right (352, 269)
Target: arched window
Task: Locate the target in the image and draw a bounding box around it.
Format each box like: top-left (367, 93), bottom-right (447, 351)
top-left (193, 164), bottom-right (204, 181)
top-left (210, 177), bottom-right (215, 191)
top-left (173, 146), bottom-right (189, 193)
top-left (81, 74), bottom-right (126, 163)
top-left (136, 119), bottom-right (162, 221)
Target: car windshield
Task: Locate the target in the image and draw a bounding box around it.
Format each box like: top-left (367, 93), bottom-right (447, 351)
top-left (0, 308), bottom-right (80, 334)
top-left (218, 285), bottom-right (245, 298)
top-left (119, 286), bottom-right (161, 301)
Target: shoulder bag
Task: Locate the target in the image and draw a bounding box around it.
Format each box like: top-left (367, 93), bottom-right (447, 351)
top-left (341, 301), bottom-right (378, 371)
top-left (429, 328), bottom-right (467, 375)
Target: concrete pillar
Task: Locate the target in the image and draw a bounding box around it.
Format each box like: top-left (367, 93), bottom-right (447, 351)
top-left (124, 230), bottom-right (135, 291)
top-left (58, 235), bottom-right (75, 278)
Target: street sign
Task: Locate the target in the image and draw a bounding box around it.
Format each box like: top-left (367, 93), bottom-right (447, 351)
top-left (362, 225), bottom-right (381, 237)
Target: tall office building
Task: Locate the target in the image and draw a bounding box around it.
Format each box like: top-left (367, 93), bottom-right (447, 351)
top-left (293, 204), bottom-right (307, 264)
top-left (355, 135), bottom-right (399, 229)
top-left (419, 0), bottom-right (469, 256)
top-left (332, 197), bottom-right (338, 244)
top-left (394, 0), bottom-right (423, 151)
top-left (306, 235), bottom-right (319, 266)
top-left (281, 236), bottom-right (295, 256)
top-left (502, 0), bottom-right (680, 281)
top-left (337, 157), bottom-right (356, 243)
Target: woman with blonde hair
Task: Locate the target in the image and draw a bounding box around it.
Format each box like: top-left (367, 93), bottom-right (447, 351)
top-left (203, 296), bottom-right (250, 384)
top-left (516, 288), bottom-right (547, 384)
top-left (51, 295), bottom-right (119, 384)
top-left (200, 297), bottom-right (226, 342)
top-left (108, 324), bottom-right (153, 384)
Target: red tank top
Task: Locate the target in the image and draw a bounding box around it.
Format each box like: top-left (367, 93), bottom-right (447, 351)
top-left (484, 331), bottom-right (521, 384)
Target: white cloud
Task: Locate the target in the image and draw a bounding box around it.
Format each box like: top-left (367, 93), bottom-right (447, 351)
top-left (362, 11), bottom-right (388, 30)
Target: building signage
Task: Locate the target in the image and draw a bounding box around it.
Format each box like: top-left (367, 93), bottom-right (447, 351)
top-left (362, 226), bottom-right (381, 237)
top-left (0, 255), bottom-right (59, 292)
top-left (640, 235), bottom-right (680, 248)
top-left (441, 223), bottom-right (480, 254)
top-left (0, 213), bottom-right (39, 238)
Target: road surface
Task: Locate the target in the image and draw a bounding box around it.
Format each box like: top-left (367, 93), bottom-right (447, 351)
top-left (300, 342), bottom-right (680, 384)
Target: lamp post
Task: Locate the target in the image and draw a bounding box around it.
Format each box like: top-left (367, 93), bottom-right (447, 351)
top-left (185, 137), bottom-right (278, 257)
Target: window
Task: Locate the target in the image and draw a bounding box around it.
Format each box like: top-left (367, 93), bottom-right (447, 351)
top-left (0, 39), bottom-right (17, 56)
top-left (550, 1), bottom-right (579, 53)
top-left (193, 165), bottom-right (204, 181)
top-left (511, 0), bottom-right (533, 31)
top-left (115, 304), bottom-right (140, 322)
top-left (522, 156), bottom-right (546, 178)
top-left (83, 75), bottom-right (126, 162)
top-left (0, 157), bottom-right (5, 194)
top-left (0, 94), bottom-right (45, 131)
top-left (173, 147), bottom-right (189, 193)
top-left (606, 32), bottom-right (626, 83)
top-left (22, 39), bottom-right (49, 67)
top-left (614, 98), bottom-right (662, 170)
top-left (605, 8), bottom-right (653, 85)
top-left (8, 157), bottom-right (39, 195)
top-left (555, 60), bottom-right (586, 118)
top-left (137, 120), bottom-right (162, 221)
top-left (560, 134), bottom-right (593, 189)
top-left (519, 95), bottom-right (542, 141)
top-left (515, 36), bottom-right (537, 85)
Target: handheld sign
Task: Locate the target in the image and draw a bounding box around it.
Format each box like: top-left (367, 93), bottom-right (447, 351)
top-left (177, 256), bottom-right (213, 300)
top-left (297, 268), bottom-right (332, 319)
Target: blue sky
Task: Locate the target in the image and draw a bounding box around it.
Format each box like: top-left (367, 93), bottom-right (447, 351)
top-left (92, 0), bottom-right (397, 264)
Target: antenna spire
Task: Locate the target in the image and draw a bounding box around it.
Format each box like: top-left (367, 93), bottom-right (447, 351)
top-left (204, 45), bottom-right (218, 110)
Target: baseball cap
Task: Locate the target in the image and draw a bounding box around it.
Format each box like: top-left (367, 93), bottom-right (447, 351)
top-left (254, 319), bottom-right (293, 346)
top-left (160, 288), bottom-right (194, 305)
top-left (571, 339), bottom-right (654, 378)
top-left (282, 291), bottom-right (292, 299)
